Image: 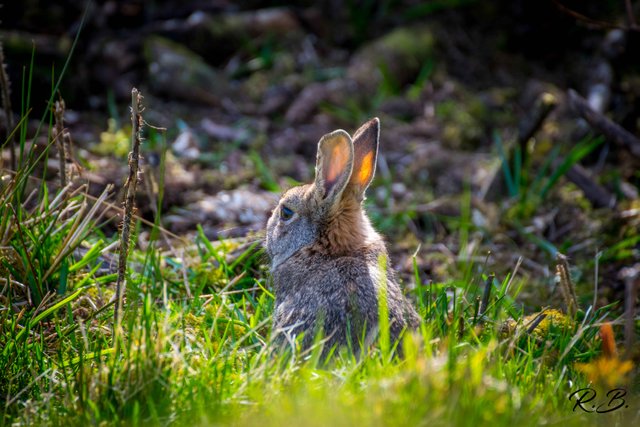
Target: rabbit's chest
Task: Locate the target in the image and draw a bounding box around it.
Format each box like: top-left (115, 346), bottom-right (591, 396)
top-left (273, 260), bottom-right (367, 296)
top-left (273, 264), bottom-right (373, 320)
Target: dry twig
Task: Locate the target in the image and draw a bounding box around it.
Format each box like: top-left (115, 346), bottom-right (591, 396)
top-left (568, 89), bottom-right (640, 158)
top-left (525, 311), bottom-right (548, 335)
top-left (619, 265), bottom-right (639, 361)
top-left (625, 0), bottom-right (638, 29)
top-left (552, 0), bottom-right (639, 31)
top-left (563, 163), bottom-right (616, 209)
top-left (518, 92), bottom-right (557, 148)
top-left (556, 253), bottom-right (578, 316)
top-left (53, 100), bottom-right (67, 187)
top-left (113, 88), bottom-right (144, 332)
top-left (0, 43), bottom-right (15, 170)
top-left (52, 98), bottom-right (80, 187)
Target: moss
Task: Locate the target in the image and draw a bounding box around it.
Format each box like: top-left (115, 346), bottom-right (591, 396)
top-left (143, 35), bottom-right (228, 105)
top-left (349, 26), bottom-right (436, 90)
top-left (94, 118), bottom-right (130, 158)
top-left (501, 309), bottom-right (574, 340)
top-left (526, 309), bottom-right (573, 339)
top-left (191, 262), bottom-right (228, 291)
top-left (436, 98), bottom-right (486, 150)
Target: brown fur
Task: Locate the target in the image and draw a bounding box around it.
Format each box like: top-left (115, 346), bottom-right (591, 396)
top-left (265, 118), bottom-right (420, 356)
top-left (320, 193), bottom-right (368, 255)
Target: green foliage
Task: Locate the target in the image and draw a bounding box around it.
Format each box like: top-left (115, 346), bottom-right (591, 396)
top-left (1, 15), bottom-right (635, 426)
top-left (1, 144), bottom-right (622, 425)
top-left (320, 97), bottom-right (376, 126)
top-left (3, 229), bottom-right (622, 426)
top-left (496, 132), bottom-right (604, 220)
top-left (249, 149), bottom-right (280, 192)
top-left (345, 0), bottom-right (476, 45)
top-left (95, 118), bottom-right (131, 158)
top-left (2, 111), bottom-right (624, 423)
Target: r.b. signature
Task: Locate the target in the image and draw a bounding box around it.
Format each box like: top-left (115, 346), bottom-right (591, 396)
top-left (569, 387), bottom-right (629, 413)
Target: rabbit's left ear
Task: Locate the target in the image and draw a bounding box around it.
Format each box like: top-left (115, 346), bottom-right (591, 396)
top-left (314, 130), bottom-right (354, 206)
top-left (349, 118), bottom-right (379, 199)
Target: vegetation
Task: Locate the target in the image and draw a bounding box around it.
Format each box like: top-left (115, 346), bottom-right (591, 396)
top-left (1, 1), bottom-right (639, 426)
top-left (0, 89), bottom-right (635, 424)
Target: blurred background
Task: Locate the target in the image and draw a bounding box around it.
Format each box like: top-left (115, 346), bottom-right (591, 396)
top-left (2, 0), bottom-right (639, 309)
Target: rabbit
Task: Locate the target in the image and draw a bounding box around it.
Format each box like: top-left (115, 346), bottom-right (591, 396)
top-left (265, 118), bottom-right (420, 354)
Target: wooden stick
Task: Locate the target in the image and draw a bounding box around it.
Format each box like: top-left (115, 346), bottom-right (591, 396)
top-left (568, 89), bottom-right (640, 158)
top-left (619, 266), bottom-right (639, 360)
top-left (114, 88), bottom-right (144, 333)
top-left (518, 92), bottom-right (557, 147)
top-left (552, 0), bottom-right (634, 31)
top-left (53, 100), bottom-right (67, 187)
top-left (0, 43), bottom-right (15, 171)
top-left (564, 163), bottom-right (616, 208)
top-left (556, 253), bottom-right (578, 316)
top-left (625, 0), bottom-right (638, 30)
top-left (526, 311), bottom-right (548, 335)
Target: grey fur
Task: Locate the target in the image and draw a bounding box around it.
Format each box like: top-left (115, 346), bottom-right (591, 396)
top-left (265, 118), bottom-right (420, 355)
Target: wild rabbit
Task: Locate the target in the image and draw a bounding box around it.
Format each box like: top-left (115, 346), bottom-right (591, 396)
top-left (265, 118), bottom-right (420, 354)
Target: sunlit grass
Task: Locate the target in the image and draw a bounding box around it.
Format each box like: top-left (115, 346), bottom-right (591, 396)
top-left (1, 25), bottom-right (638, 427)
top-left (1, 172), bottom-right (633, 425)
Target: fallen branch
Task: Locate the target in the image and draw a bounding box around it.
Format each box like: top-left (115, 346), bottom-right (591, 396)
top-left (525, 311), bottom-right (548, 335)
top-left (518, 92), bottom-right (557, 148)
top-left (625, 0), bottom-right (638, 30)
top-left (619, 265), bottom-right (639, 361)
top-left (552, 0), bottom-right (639, 31)
top-left (568, 89), bottom-right (640, 158)
top-left (563, 163), bottom-right (616, 208)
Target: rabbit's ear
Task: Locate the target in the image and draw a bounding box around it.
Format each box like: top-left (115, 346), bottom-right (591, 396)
top-left (314, 130), bottom-right (354, 205)
top-left (349, 117), bottom-right (379, 199)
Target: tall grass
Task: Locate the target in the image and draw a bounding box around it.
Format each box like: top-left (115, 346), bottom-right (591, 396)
top-left (2, 168), bottom-right (632, 426)
top-left (1, 35), bottom-right (637, 427)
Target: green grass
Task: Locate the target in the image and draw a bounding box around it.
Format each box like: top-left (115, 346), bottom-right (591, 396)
top-left (495, 131), bottom-right (605, 221)
top-left (1, 151), bottom-right (635, 425)
top-left (1, 35), bottom-right (638, 427)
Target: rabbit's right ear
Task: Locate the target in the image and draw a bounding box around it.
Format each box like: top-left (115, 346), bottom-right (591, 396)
top-left (349, 118), bottom-right (379, 200)
top-left (314, 130), bottom-right (354, 206)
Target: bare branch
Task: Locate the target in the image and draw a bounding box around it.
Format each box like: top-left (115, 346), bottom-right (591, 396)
top-left (568, 89), bottom-right (640, 158)
top-left (552, 0), bottom-right (638, 31)
top-left (114, 88), bottom-right (144, 334)
top-left (0, 43), bottom-right (15, 170)
top-left (625, 0), bottom-right (638, 29)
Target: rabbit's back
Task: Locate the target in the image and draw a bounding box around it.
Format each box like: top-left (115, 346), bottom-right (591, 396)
top-left (272, 246), bottom-right (417, 351)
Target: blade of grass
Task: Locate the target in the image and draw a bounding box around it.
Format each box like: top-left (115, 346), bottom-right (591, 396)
top-left (540, 136), bottom-right (604, 199)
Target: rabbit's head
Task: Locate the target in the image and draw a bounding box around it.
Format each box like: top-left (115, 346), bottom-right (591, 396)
top-left (266, 118), bottom-right (380, 270)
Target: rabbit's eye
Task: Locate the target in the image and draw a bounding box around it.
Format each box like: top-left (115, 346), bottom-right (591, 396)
top-left (280, 205), bottom-right (294, 221)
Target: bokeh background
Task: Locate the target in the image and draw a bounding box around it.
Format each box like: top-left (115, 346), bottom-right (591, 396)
top-left (2, 0), bottom-right (640, 309)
